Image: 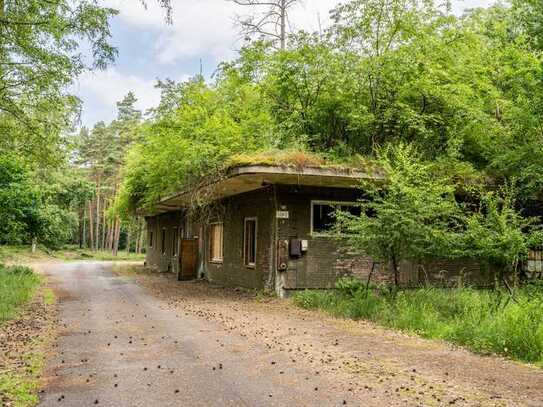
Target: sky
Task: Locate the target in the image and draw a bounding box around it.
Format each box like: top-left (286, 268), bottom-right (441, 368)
top-left (73, 0), bottom-right (496, 128)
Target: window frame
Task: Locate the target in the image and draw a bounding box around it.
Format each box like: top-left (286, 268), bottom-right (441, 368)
top-left (208, 222), bottom-right (224, 264)
top-left (148, 230), bottom-right (154, 248)
top-left (161, 228), bottom-right (167, 255)
top-left (171, 227), bottom-right (179, 257)
top-left (310, 200), bottom-right (360, 236)
top-left (243, 217), bottom-right (258, 268)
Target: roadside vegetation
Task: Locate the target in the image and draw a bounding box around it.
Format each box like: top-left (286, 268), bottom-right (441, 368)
top-left (0, 264), bottom-right (54, 407)
top-left (294, 278), bottom-right (543, 366)
top-left (0, 264), bottom-right (41, 324)
top-left (0, 245), bottom-right (145, 264)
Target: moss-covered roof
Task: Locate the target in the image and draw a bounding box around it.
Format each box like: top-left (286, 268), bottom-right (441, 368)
top-left (142, 150), bottom-right (383, 215)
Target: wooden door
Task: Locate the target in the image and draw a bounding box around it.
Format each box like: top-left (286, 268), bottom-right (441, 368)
top-left (179, 239), bottom-right (198, 281)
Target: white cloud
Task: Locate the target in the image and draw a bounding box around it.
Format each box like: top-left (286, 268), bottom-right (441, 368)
top-left (76, 68), bottom-right (160, 108)
top-left (102, 0), bottom-right (493, 65)
top-left (73, 67), bottom-right (190, 126)
top-left (101, 0), bottom-right (340, 64)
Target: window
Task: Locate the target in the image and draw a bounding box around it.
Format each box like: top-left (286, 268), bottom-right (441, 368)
top-left (148, 230), bottom-right (154, 248)
top-left (209, 223), bottom-right (223, 263)
top-left (161, 228), bottom-right (166, 255)
top-left (311, 201), bottom-right (361, 234)
top-left (244, 218), bottom-right (257, 267)
top-left (172, 227), bottom-right (179, 256)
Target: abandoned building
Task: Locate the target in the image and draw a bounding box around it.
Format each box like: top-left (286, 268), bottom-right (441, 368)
top-left (142, 163), bottom-right (506, 297)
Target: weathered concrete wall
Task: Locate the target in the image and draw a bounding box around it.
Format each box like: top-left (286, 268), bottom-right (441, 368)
top-left (203, 188), bottom-right (275, 290)
top-left (145, 184), bottom-right (495, 292)
top-left (274, 185), bottom-right (376, 290)
top-left (145, 211), bottom-right (183, 273)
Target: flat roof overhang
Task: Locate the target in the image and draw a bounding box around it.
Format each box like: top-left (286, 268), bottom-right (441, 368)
top-left (142, 164), bottom-right (384, 215)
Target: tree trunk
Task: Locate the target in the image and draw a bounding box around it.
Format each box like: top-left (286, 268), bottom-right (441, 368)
top-left (88, 200), bottom-right (94, 251)
top-left (82, 205), bottom-right (87, 248)
top-left (78, 206), bottom-right (84, 248)
top-left (106, 217), bottom-right (113, 251)
top-left (95, 175), bottom-right (101, 251)
top-left (391, 252), bottom-right (399, 288)
top-left (126, 231), bottom-right (131, 255)
top-left (280, 0), bottom-right (286, 49)
top-left (101, 198), bottom-right (107, 251)
top-left (112, 217), bottom-right (121, 256)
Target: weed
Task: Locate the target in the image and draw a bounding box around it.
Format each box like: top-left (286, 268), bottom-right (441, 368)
top-left (293, 279), bottom-right (543, 365)
top-left (0, 265), bottom-right (41, 324)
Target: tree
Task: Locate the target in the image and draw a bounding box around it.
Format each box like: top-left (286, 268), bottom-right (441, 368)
top-left (511, 0), bottom-right (543, 51)
top-left (336, 144), bottom-right (466, 287)
top-left (0, 153), bottom-right (93, 249)
top-left (463, 187), bottom-right (533, 285)
top-left (0, 0), bottom-right (118, 165)
top-left (231, 0), bottom-right (301, 49)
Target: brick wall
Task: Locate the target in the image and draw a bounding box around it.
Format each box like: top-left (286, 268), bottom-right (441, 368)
top-left (146, 184), bottom-right (497, 291)
top-left (275, 185), bottom-right (378, 289)
top-left (145, 211), bottom-right (183, 273)
top-left (203, 188), bottom-right (275, 289)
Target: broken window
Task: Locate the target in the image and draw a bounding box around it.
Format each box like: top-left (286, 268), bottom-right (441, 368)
top-left (209, 223), bottom-right (223, 263)
top-left (244, 218), bottom-right (257, 267)
top-left (161, 228), bottom-right (166, 255)
top-left (311, 201), bottom-right (361, 234)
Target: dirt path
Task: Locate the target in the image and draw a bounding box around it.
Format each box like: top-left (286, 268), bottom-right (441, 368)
top-left (38, 262), bottom-right (542, 406)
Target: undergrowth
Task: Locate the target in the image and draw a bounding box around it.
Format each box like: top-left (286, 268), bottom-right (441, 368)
top-left (0, 264), bottom-right (42, 324)
top-left (293, 278), bottom-right (543, 365)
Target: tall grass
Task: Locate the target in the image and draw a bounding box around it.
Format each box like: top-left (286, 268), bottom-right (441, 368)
top-left (0, 264), bottom-right (42, 324)
top-left (293, 279), bottom-right (543, 365)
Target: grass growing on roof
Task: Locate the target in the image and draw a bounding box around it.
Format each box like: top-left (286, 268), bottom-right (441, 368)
top-left (293, 278), bottom-right (543, 365)
top-left (227, 149), bottom-right (380, 172)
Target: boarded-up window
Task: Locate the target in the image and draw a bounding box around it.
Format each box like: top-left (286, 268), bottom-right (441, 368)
top-left (209, 223), bottom-right (223, 262)
top-left (148, 230), bottom-right (154, 248)
top-left (172, 227), bottom-right (179, 256)
top-left (311, 201), bottom-right (361, 234)
top-left (161, 228), bottom-right (166, 255)
top-left (244, 218), bottom-right (257, 267)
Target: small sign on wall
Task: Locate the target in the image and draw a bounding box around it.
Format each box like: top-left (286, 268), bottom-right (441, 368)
top-left (276, 210), bottom-right (289, 219)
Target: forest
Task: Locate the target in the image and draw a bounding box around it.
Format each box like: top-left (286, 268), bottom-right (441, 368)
top-left (1, 0), bottom-right (542, 272)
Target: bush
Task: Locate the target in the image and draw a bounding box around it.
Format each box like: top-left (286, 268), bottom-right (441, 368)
top-left (293, 285), bottom-right (543, 364)
top-left (335, 277), bottom-right (366, 297)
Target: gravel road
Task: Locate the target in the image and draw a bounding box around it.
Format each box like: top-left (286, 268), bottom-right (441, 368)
top-left (38, 262), bottom-right (543, 407)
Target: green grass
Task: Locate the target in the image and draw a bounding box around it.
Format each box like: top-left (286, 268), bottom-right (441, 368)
top-left (0, 264), bottom-right (56, 407)
top-left (0, 264), bottom-right (42, 324)
top-left (0, 244), bottom-right (145, 263)
top-left (293, 279), bottom-right (543, 365)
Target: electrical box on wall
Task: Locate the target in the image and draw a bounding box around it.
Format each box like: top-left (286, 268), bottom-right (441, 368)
top-left (289, 239), bottom-right (302, 257)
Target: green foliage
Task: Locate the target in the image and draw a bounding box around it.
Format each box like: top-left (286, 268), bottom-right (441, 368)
top-left (118, 77), bottom-right (275, 211)
top-left (0, 153), bottom-right (91, 248)
top-left (0, 264), bottom-right (41, 324)
top-left (117, 0), bottom-right (543, 218)
top-left (294, 286), bottom-right (543, 364)
top-left (337, 144), bottom-right (538, 282)
top-left (0, 0), bottom-right (118, 166)
top-left (334, 277), bottom-right (366, 298)
top-left (336, 144), bottom-right (466, 282)
top-left (463, 187), bottom-right (532, 273)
